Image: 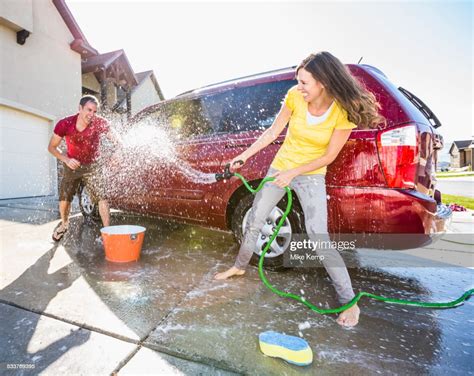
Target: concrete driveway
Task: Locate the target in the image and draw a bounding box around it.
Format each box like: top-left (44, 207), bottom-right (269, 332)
top-left (0, 198), bottom-right (473, 375)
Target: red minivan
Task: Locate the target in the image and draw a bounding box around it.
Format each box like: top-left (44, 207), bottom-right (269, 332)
top-left (80, 64), bottom-right (452, 267)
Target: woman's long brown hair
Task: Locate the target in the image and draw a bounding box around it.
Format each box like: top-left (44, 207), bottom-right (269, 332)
top-left (297, 52), bottom-right (385, 129)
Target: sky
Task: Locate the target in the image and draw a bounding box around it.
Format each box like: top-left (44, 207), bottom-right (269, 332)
top-left (67, 0), bottom-right (473, 148)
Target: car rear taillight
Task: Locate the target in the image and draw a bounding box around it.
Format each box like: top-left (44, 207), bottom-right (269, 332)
top-left (377, 124), bottom-right (419, 189)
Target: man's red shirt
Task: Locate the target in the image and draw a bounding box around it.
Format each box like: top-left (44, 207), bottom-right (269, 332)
top-left (54, 114), bottom-right (109, 165)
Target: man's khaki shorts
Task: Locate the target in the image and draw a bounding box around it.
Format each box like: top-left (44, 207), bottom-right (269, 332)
top-left (59, 164), bottom-right (105, 203)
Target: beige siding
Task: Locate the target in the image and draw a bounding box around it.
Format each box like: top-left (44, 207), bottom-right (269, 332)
top-left (0, 0), bottom-right (81, 118)
top-left (450, 155), bottom-right (460, 168)
top-left (106, 81), bottom-right (117, 108)
top-left (82, 72), bottom-right (101, 93)
top-left (0, 0), bottom-right (33, 32)
top-left (131, 77), bottom-right (162, 115)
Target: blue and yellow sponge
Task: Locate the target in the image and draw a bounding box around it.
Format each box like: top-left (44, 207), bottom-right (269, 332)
top-left (258, 331), bottom-right (313, 366)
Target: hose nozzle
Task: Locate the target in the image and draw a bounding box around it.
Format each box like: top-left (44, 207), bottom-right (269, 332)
top-left (215, 160), bottom-right (244, 182)
top-left (215, 164), bottom-right (233, 182)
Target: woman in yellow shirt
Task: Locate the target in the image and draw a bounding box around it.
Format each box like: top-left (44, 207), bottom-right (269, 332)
top-left (214, 52), bottom-right (384, 327)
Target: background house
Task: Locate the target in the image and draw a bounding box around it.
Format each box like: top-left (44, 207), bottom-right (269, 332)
top-left (449, 140), bottom-right (473, 169)
top-left (0, 0), bottom-right (88, 199)
top-left (0, 0), bottom-right (163, 200)
top-left (113, 70), bottom-right (164, 118)
top-left (81, 49), bottom-right (138, 117)
top-left (55, 2), bottom-right (164, 120)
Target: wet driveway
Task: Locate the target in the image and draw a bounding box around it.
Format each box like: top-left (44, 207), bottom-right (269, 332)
top-left (0, 200), bottom-right (473, 375)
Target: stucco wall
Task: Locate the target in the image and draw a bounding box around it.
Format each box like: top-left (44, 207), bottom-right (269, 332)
top-left (82, 72), bottom-right (101, 94)
top-left (131, 77), bottom-right (162, 115)
top-left (0, 0), bottom-right (81, 119)
top-left (106, 80), bottom-right (117, 108)
top-left (0, 0), bottom-right (33, 32)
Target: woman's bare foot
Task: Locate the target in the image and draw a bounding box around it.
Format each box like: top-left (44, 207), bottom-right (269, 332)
top-left (214, 266), bottom-right (245, 280)
top-left (336, 304), bottom-right (360, 327)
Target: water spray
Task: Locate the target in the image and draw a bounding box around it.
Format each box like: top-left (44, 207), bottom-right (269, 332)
top-left (216, 162), bottom-right (473, 314)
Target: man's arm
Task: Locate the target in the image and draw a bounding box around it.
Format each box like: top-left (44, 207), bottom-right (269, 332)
top-left (48, 134), bottom-right (81, 170)
top-left (105, 127), bottom-right (121, 147)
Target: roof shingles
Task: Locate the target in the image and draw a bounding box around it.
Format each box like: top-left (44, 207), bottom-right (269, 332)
top-left (453, 140), bottom-right (473, 150)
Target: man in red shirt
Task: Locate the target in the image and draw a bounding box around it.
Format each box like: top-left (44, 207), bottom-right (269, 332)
top-left (48, 95), bottom-right (112, 241)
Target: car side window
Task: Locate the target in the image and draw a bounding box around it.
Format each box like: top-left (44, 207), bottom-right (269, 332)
top-left (139, 79), bottom-right (296, 138)
top-left (136, 99), bottom-right (213, 140)
top-left (164, 99), bottom-right (214, 140)
top-left (199, 93), bottom-right (232, 134)
top-left (209, 80), bottom-right (296, 134)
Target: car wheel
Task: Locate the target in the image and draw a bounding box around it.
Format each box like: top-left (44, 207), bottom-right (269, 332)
top-left (78, 184), bottom-right (100, 223)
top-left (230, 193), bottom-right (304, 269)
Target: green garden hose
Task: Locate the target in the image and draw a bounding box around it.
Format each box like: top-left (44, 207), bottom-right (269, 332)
top-left (233, 172), bottom-right (474, 314)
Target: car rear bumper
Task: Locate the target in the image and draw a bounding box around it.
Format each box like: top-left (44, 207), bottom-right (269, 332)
top-left (403, 189), bottom-right (453, 234)
top-left (327, 187), bottom-right (453, 249)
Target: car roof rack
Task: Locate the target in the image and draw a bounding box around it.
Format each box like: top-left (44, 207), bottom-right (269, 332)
top-left (176, 66), bottom-right (297, 97)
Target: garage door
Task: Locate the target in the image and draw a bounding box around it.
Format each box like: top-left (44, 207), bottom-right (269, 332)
top-left (0, 105), bottom-right (55, 199)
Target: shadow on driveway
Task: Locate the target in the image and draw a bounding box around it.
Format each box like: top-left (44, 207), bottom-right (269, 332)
top-left (0, 245), bottom-right (90, 373)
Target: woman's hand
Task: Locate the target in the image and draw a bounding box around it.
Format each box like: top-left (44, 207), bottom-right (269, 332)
top-left (229, 155), bottom-right (247, 172)
top-left (271, 169), bottom-right (298, 188)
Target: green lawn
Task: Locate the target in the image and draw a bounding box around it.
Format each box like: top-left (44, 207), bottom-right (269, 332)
top-left (436, 172), bottom-right (474, 179)
top-left (442, 194), bottom-right (474, 210)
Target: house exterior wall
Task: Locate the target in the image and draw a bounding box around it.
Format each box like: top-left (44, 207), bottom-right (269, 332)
top-left (461, 151), bottom-right (466, 166)
top-left (106, 80), bottom-right (117, 108)
top-left (0, 0), bottom-right (34, 32)
top-left (131, 77), bottom-right (162, 115)
top-left (464, 149), bottom-right (473, 168)
top-left (450, 146), bottom-right (460, 168)
top-left (0, 0), bottom-right (82, 198)
top-left (82, 72), bottom-right (101, 94)
top-left (0, 0), bottom-right (81, 117)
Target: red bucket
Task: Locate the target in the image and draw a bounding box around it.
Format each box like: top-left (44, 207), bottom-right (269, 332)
top-left (100, 225), bottom-right (146, 263)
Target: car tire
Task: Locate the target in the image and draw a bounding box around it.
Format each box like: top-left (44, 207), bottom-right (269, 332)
top-left (78, 184), bottom-right (100, 223)
top-left (230, 193), bottom-right (304, 270)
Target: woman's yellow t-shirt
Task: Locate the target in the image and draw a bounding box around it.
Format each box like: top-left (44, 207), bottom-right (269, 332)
top-left (271, 86), bottom-right (357, 175)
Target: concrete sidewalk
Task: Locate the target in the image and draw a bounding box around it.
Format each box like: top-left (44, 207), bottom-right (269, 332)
top-left (0, 195), bottom-right (78, 212)
top-left (0, 198), bottom-right (473, 375)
